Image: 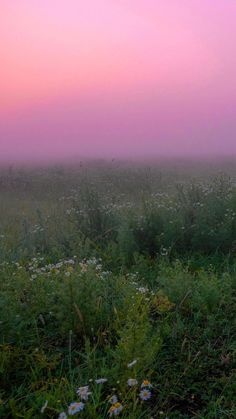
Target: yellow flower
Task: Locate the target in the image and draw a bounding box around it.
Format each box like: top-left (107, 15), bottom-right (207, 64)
top-left (109, 402), bottom-right (123, 416)
top-left (141, 379), bottom-right (152, 388)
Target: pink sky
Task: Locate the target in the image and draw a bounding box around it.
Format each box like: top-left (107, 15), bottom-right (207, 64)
top-left (1, 0), bottom-right (236, 162)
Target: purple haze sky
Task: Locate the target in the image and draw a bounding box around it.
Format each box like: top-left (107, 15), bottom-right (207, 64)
top-left (1, 0), bottom-right (236, 163)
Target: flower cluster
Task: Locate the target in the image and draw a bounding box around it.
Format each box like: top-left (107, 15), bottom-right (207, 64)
top-left (140, 379), bottom-right (152, 401)
top-left (57, 374), bottom-right (153, 417)
top-left (24, 256), bottom-right (76, 280)
top-left (127, 376), bottom-right (153, 401)
top-left (58, 378), bottom-right (109, 417)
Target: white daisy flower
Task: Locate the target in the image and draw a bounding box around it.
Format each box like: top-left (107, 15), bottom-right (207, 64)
top-left (127, 359), bottom-right (137, 368)
top-left (137, 287), bottom-right (149, 294)
top-left (68, 402), bottom-right (84, 415)
top-left (141, 379), bottom-right (152, 388)
top-left (95, 378), bottom-right (108, 384)
top-left (76, 385), bottom-right (91, 401)
top-left (109, 395), bottom-right (118, 404)
top-left (108, 402), bottom-right (123, 416)
top-left (58, 412), bottom-right (67, 419)
top-left (127, 378), bottom-right (138, 387)
top-left (139, 389), bottom-right (152, 401)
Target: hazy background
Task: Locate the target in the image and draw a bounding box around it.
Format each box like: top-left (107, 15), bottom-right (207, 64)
top-left (1, 0), bottom-right (236, 163)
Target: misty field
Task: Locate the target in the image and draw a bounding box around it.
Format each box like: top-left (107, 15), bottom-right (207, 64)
top-left (0, 160), bottom-right (236, 418)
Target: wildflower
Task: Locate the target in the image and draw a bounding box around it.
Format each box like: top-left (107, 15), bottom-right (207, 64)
top-left (127, 359), bottom-right (137, 368)
top-left (68, 402), bottom-right (84, 415)
top-left (95, 378), bottom-right (108, 384)
top-left (40, 400), bottom-right (48, 413)
top-left (139, 389), bottom-right (152, 401)
top-left (109, 395), bottom-right (118, 404)
top-left (108, 402), bottom-right (123, 416)
top-left (137, 287), bottom-right (148, 294)
top-left (141, 379), bottom-right (152, 388)
top-left (76, 386), bottom-right (91, 401)
top-left (58, 413), bottom-right (67, 419)
top-left (127, 378), bottom-right (138, 387)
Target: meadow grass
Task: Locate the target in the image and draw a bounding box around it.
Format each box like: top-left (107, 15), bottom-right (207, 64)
top-left (0, 160), bottom-right (236, 418)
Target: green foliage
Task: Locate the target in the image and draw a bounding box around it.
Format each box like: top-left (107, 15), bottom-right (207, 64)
top-left (0, 163), bottom-right (236, 417)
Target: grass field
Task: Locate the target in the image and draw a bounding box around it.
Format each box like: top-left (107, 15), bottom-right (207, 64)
top-left (0, 160), bottom-right (236, 418)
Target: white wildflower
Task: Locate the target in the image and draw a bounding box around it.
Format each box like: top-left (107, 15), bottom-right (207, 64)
top-left (95, 378), bottom-right (108, 384)
top-left (127, 378), bottom-right (138, 387)
top-left (141, 379), bottom-right (152, 388)
top-left (68, 402), bottom-right (84, 415)
top-left (109, 395), bottom-right (118, 404)
top-left (108, 402), bottom-right (123, 416)
top-left (139, 389), bottom-right (152, 401)
top-left (76, 385), bottom-right (91, 401)
top-left (136, 287), bottom-right (148, 294)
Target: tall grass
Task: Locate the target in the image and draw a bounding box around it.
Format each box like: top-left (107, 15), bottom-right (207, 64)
top-left (0, 161), bottom-right (235, 418)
